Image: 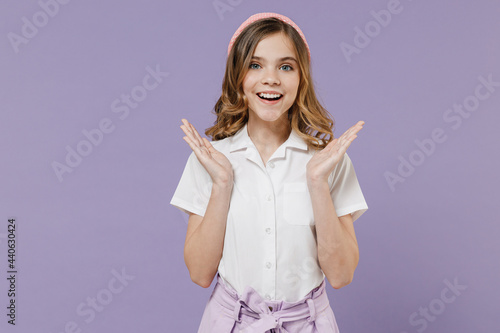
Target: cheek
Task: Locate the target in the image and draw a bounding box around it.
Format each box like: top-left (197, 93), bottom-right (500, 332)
top-left (294, 81), bottom-right (300, 98)
top-left (242, 80), bottom-right (253, 96)
top-left (242, 72), bottom-right (255, 88)
top-left (287, 75), bottom-right (300, 93)
top-left (289, 83), bottom-right (299, 100)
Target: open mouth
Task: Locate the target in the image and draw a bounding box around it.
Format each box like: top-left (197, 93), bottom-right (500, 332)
top-left (257, 93), bottom-right (283, 101)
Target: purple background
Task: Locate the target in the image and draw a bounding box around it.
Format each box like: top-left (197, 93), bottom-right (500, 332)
top-left (1, 0), bottom-right (499, 332)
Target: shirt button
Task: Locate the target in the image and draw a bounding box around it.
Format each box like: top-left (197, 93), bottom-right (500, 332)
top-left (265, 294), bottom-right (271, 300)
top-left (268, 161), bottom-right (275, 168)
top-left (265, 228), bottom-right (271, 234)
top-left (266, 262), bottom-right (272, 269)
top-left (266, 194), bottom-right (273, 201)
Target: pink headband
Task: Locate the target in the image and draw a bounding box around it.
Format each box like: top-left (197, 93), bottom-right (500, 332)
top-left (227, 12), bottom-right (311, 61)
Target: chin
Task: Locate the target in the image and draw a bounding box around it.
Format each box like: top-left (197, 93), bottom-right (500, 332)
top-left (254, 111), bottom-right (288, 123)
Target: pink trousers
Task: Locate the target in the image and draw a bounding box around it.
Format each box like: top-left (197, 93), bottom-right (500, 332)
top-left (197, 273), bottom-right (340, 332)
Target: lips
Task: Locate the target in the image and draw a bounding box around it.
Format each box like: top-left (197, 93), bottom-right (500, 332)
top-left (257, 92), bottom-right (283, 101)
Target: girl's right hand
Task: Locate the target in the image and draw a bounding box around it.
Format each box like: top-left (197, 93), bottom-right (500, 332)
top-left (180, 119), bottom-right (234, 187)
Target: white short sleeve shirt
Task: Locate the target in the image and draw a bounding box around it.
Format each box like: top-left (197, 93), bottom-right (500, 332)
top-left (170, 123), bottom-right (368, 302)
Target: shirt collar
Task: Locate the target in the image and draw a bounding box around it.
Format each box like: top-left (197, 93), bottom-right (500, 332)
top-left (229, 122), bottom-right (308, 153)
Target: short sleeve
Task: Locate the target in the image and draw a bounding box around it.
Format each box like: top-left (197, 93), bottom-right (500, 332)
top-left (170, 152), bottom-right (213, 217)
top-left (328, 152), bottom-right (368, 222)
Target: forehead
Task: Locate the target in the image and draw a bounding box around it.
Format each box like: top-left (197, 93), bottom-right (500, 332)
top-left (252, 32), bottom-right (297, 60)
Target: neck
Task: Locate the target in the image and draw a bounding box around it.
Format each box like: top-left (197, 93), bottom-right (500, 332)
top-left (246, 115), bottom-right (291, 151)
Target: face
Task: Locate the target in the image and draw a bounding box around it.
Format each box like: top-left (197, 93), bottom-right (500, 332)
top-left (242, 32), bottom-right (300, 125)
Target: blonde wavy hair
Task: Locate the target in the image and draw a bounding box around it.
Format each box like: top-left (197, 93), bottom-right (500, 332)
top-left (205, 17), bottom-right (335, 150)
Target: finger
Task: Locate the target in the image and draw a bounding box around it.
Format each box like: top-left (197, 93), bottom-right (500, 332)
top-left (334, 132), bottom-right (356, 152)
top-left (180, 124), bottom-right (192, 137)
top-left (351, 122), bottom-right (364, 136)
top-left (181, 119), bottom-right (204, 148)
top-left (341, 122), bottom-right (364, 141)
top-left (350, 121), bottom-right (364, 135)
top-left (202, 137), bottom-right (216, 153)
top-left (182, 135), bottom-right (199, 152)
top-left (183, 136), bottom-right (210, 160)
top-left (188, 122), bottom-right (205, 147)
top-left (345, 134), bottom-right (357, 144)
top-left (181, 119), bottom-right (193, 134)
top-left (339, 134), bottom-right (357, 150)
top-left (324, 138), bottom-right (338, 152)
top-left (338, 130), bottom-right (351, 143)
top-left (180, 125), bottom-right (201, 148)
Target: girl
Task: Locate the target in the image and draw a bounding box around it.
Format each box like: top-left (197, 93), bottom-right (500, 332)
top-left (171, 12), bottom-right (368, 333)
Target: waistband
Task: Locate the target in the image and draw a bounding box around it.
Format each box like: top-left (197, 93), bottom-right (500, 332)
top-left (213, 273), bottom-right (330, 333)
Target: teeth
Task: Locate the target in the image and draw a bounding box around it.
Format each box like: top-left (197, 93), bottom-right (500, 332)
top-left (258, 93), bottom-right (282, 98)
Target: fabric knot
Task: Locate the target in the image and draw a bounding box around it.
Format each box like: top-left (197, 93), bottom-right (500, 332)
top-left (306, 298), bottom-right (316, 322)
top-left (239, 312), bottom-right (281, 333)
top-left (236, 286), bottom-right (282, 332)
top-left (231, 279), bottom-right (323, 332)
top-left (233, 300), bottom-right (243, 323)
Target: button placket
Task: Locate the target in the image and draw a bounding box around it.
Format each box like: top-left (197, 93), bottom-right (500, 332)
top-left (262, 173), bottom-right (276, 303)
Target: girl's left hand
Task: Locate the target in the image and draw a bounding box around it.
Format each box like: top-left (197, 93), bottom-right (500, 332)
top-left (306, 121), bottom-right (365, 185)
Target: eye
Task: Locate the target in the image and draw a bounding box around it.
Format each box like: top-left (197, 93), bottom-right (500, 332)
top-left (249, 63), bottom-right (261, 69)
top-left (280, 64), bottom-right (293, 71)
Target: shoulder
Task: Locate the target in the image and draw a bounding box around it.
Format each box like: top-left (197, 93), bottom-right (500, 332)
top-left (210, 136), bottom-right (230, 147)
top-left (209, 136), bottom-right (231, 153)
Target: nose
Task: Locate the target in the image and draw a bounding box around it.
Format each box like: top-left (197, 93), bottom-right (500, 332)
top-left (261, 69), bottom-right (280, 85)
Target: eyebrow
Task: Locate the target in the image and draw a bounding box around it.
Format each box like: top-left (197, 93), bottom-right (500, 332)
top-left (251, 56), bottom-right (298, 63)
